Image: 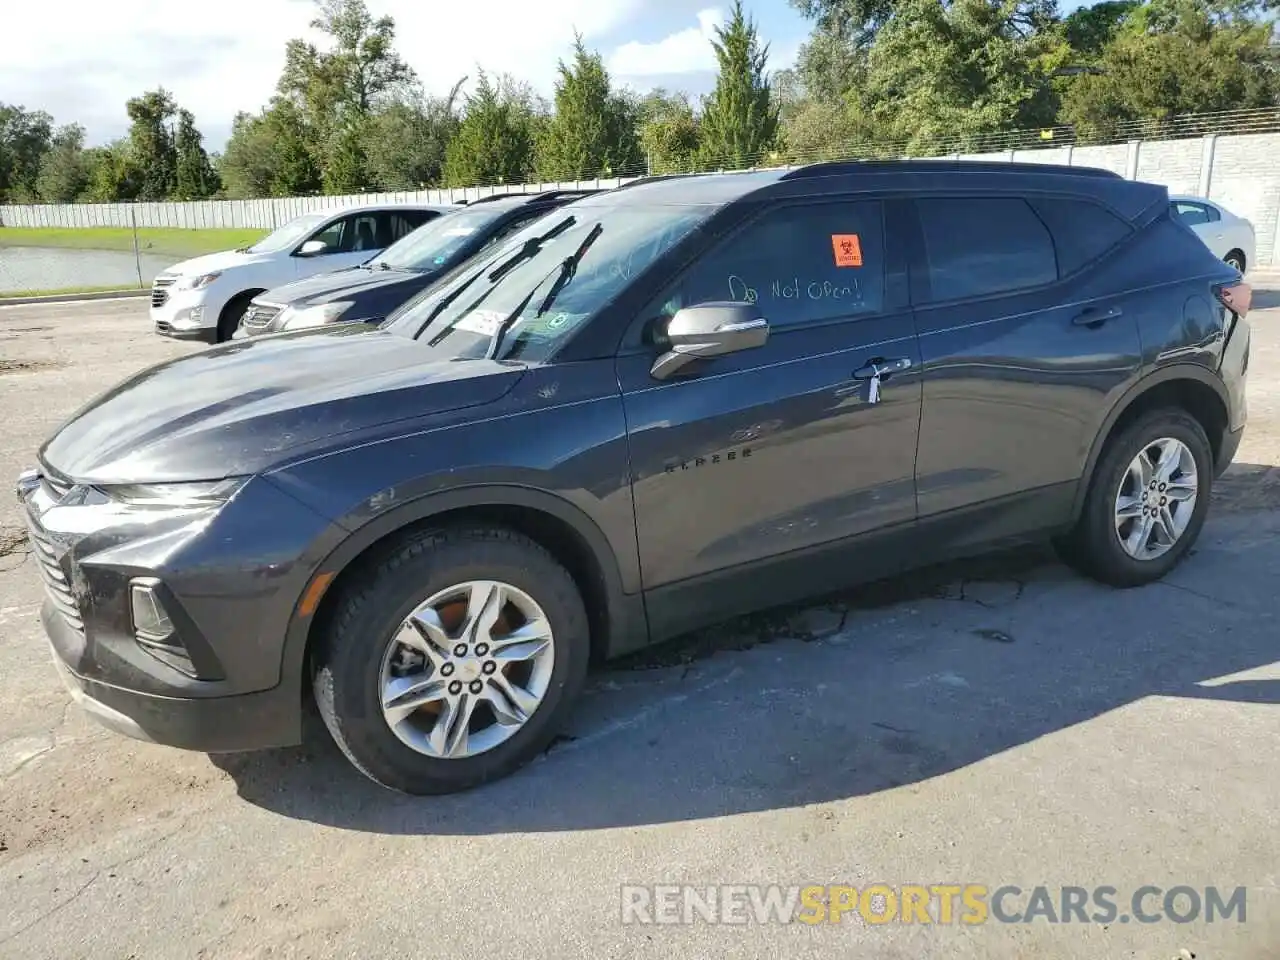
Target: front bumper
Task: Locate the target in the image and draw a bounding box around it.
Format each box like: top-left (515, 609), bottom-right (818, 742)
top-left (150, 286), bottom-right (218, 342)
top-left (17, 469), bottom-right (334, 754)
top-left (45, 602), bottom-right (301, 752)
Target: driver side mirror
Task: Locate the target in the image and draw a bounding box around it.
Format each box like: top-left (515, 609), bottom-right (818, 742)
top-left (650, 302), bottom-right (769, 380)
top-left (297, 239), bottom-right (329, 257)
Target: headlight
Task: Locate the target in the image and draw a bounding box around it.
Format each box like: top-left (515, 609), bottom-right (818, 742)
top-left (280, 302), bottom-right (354, 330)
top-left (100, 477), bottom-right (247, 507)
top-left (173, 272), bottom-right (221, 291)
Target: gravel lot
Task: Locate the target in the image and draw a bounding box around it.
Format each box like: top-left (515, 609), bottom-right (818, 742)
top-left (1, 296), bottom-right (1279, 960)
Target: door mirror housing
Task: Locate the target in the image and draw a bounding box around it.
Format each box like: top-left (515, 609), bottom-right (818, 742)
top-left (650, 302), bottom-right (769, 380)
top-left (297, 239), bottom-right (329, 257)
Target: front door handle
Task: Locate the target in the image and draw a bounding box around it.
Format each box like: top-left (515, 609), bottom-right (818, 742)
top-left (852, 356), bottom-right (912, 405)
top-left (1072, 305), bottom-right (1123, 327)
top-left (853, 357), bottom-right (913, 379)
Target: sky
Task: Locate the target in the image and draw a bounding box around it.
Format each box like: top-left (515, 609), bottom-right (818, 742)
top-left (2, 0), bottom-right (812, 152)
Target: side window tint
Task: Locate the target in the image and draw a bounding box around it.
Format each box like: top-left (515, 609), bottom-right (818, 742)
top-left (345, 214), bottom-right (380, 252)
top-left (917, 198), bottom-right (1056, 302)
top-left (1029, 198), bottom-right (1133, 276)
top-left (1173, 202), bottom-right (1211, 226)
top-left (653, 201), bottom-right (886, 330)
top-left (1205, 203), bottom-right (1222, 223)
top-left (308, 217), bottom-right (348, 253)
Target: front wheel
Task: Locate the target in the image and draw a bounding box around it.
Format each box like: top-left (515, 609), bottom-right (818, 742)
top-left (312, 526), bottom-right (590, 795)
top-left (1056, 408), bottom-right (1212, 588)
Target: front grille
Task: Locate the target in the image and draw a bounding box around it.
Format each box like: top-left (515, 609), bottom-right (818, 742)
top-left (241, 303), bottom-right (282, 330)
top-left (151, 275), bottom-right (176, 309)
top-left (24, 514), bottom-right (85, 639)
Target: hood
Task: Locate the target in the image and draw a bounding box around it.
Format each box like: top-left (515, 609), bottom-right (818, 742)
top-left (161, 249), bottom-right (271, 276)
top-left (259, 265), bottom-right (433, 309)
top-left (40, 325), bottom-right (523, 484)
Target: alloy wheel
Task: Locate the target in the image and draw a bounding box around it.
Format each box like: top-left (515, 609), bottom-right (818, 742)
top-left (379, 580), bottom-right (556, 759)
top-left (1113, 437), bottom-right (1199, 561)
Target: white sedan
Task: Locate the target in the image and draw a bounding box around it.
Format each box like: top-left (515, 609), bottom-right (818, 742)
top-left (149, 202), bottom-right (459, 344)
top-left (1169, 195), bottom-right (1255, 274)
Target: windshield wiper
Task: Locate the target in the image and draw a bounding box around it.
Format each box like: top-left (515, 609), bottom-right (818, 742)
top-left (424, 217), bottom-right (578, 346)
top-left (487, 223), bottom-right (603, 360)
top-left (533, 223), bottom-right (602, 319)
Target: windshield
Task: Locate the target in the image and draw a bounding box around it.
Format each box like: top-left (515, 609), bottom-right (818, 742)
top-left (246, 212), bottom-right (329, 254)
top-left (383, 203), bottom-right (709, 363)
top-left (373, 207), bottom-right (512, 272)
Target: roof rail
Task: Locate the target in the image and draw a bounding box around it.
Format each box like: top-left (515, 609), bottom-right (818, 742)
top-left (779, 159), bottom-right (1123, 180)
top-left (462, 192), bottom-right (537, 205)
top-left (610, 173), bottom-right (699, 192)
top-left (525, 189), bottom-right (604, 204)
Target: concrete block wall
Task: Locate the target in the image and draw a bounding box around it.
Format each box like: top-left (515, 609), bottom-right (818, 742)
top-left (5, 132), bottom-right (1280, 264)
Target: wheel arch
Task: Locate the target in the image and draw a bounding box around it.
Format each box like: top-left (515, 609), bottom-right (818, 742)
top-left (1072, 364), bottom-right (1230, 522)
top-left (218, 288), bottom-right (267, 338)
top-left (281, 485), bottom-right (648, 704)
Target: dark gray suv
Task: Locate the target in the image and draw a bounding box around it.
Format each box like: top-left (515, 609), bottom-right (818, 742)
top-left (18, 161), bottom-right (1252, 795)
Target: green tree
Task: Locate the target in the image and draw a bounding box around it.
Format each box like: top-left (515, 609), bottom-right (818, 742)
top-left (442, 71), bottom-right (539, 187)
top-left (219, 102), bottom-right (322, 198)
top-left (124, 88), bottom-right (179, 200)
top-left (174, 109), bottom-right (219, 199)
top-left (363, 81), bottom-right (464, 190)
top-left (0, 104), bottom-right (53, 202)
top-left (1061, 0), bottom-right (1280, 139)
top-left (323, 119), bottom-right (372, 193)
top-left (636, 89), bottom-right (702, 173)
top-left (534, 34), bottom-right (643, 180)
top-left (698, 1), bottom-right (780, 169)
top-left (35, 123), bottom-right (90, 202)
top-left (275, 0), bottom-right (417, 190)
top-left (857, 0), bottom-right (1065, 154)
top-left (81, 139), bottom-right (144, 202)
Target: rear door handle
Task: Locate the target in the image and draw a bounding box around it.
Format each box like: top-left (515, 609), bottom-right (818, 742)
top-left (1072, 305), bottom-right (1123, 327)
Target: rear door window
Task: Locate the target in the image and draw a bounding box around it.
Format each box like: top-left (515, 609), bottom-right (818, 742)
top-left (1172, 201), bottom-right (1219, 225)
top-left (915, 197), bottom-right (1056, 303)
top-left (1029, 197), bottom-right (1133, 277)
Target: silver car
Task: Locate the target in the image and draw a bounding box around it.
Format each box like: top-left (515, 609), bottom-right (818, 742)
top-left (1169, 195), bottom-right (1255, 274)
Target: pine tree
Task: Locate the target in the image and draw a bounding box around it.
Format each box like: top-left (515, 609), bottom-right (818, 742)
top-left (442, 71), bottom-right (538, 187)
top-left (535, 33), bottom-right (642, 181)
top-left (174, 109), bottom-right (219, 199)
top-left (698, 1), bottom-right (780, 170)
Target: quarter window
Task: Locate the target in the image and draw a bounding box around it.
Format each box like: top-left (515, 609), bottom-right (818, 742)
top-left (654, 200), bottom-right (886, 329)
top-left (916, 197), bottom-right (1056, 302)
top-left (1029, 198), bottom-right (1133, 277)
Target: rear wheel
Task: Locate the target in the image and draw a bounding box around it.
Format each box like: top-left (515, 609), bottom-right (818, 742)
top-left (312, 526), bottom-right (590, 795)
top-left (1225, 249), bottom-right (1246, 273)
top-left (1056, 408), bottom-right (1212, 588)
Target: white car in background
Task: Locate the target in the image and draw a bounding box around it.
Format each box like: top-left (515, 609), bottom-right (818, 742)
top-left (1169, 195), bottom-right (1255, 274)
top-left (149, 202), bottom-right (459, 343)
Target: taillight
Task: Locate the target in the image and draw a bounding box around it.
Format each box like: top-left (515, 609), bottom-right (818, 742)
top-left (1216, 280), bottom-right (1251, 318)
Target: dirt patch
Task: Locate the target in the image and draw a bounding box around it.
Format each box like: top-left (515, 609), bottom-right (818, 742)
top-left (0, 526), bottom-right (28, 557)
top-left (0, 358), bottom-right (62, 375)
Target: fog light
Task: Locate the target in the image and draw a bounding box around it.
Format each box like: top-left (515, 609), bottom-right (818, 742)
top-left (130, 580), bottom-right (174, 644)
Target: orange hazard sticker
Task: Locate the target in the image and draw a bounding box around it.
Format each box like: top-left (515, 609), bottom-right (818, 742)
top-left (831, 234), bottom-right (863, 267)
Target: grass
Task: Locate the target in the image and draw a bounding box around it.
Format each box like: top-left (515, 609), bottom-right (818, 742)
top-left (0, 283), bottom-right (144, 299)
top-left (0, 226), bottom-right (269, 259)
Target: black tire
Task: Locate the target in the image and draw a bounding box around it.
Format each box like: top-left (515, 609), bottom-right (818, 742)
top-left (217, 293), bottom-right (255, 342)
top-left (1056, 408), bottom-right (1213, 588)
top-left (1225, 250), bottom-right (1246, 274)
top-left (312, 526), bottom-right (590, 795)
